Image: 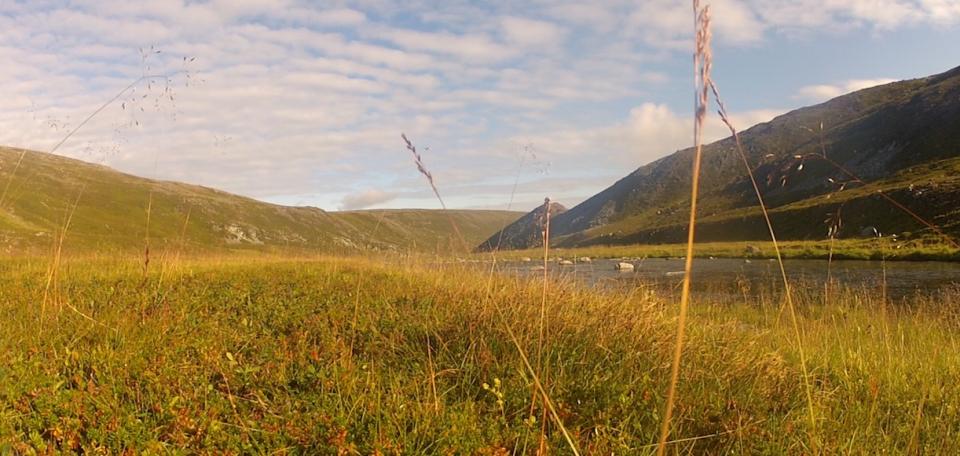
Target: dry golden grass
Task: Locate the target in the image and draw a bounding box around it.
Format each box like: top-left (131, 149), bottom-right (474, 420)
top-left (657, 2), bottom-right (712, 452)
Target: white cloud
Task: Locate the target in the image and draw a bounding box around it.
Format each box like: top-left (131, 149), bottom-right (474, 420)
top-left (274, 7), bottom-right (368, 26)
top-left (340, 189), bottom-right (399, 210)
top-left (546, 3), bottom-right (619, 31)
top-left (367, 27), bottom-right (518, 63)
top-left (796, 78), bottom-right (898, 101)
top-left (210, 0), bottom-right (291, 18)
top-left (501, 103), bottom-right (784, 170)
top-left (619, 0), bottom-right (960, 49)
top-left (922, 0), bottom-right (960, 23)
top-left (756, 0), bottom-right (960, 32)
top-left (714, 0), bottom-right (767, 43)
top-left (500, 16), bottom-right (567, 48)
top-left (625, 0), bottom-right (765, 50)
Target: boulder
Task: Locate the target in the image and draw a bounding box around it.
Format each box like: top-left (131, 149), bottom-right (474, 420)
top-left (615, 262), bottom-right (634, 271)
top-left (860, 226), bottom-right (880, 237)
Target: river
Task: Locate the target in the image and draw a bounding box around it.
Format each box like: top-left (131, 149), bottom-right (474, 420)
top-left (499, 258), bottom-right (960, 302)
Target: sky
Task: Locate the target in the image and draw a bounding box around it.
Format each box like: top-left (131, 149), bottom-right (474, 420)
top-left (1, 0), bottom-right (959, 212)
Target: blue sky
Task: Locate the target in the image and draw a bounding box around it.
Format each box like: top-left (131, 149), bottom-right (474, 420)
top-left (1, 0), bottom-right (958, 212)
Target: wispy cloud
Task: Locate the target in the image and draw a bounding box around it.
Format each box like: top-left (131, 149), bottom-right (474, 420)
top-left (501, 16), bottom-right (567, 48)
top-left (796, 78), bottom-right (898, 102)
top-left (340, 189), bottom-right (399, 210)
top-left (500, 103), bottom-right (785, 169)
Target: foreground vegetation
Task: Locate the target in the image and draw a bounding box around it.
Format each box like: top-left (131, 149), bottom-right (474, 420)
top-left (1, 255), bottom-right (958, 453)
top-left (496, 238), bottom-right (960, 262)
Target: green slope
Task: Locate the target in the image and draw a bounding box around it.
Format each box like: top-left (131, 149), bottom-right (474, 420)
top-left (574, 156), bottom-right (960, 245)
top-left (486, 64), bottom-right (960, 249)
top-left (0, 147), bottom-right (521, 255)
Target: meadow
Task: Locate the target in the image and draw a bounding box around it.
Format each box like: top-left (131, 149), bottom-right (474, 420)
top-left (1, 254), bottom-right (958, 454)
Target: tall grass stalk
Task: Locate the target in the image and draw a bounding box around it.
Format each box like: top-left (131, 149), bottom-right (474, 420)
top-left (537, 197), bottom-right (553, 453)
top-left (401, 133), bottom-right (469, 253)
top-left (2, 72), bottom-right (166, 210)
top-left (490, 146), bottom-right (531, 254)
top-left (399, 135), bottom-right (578, 452)
top-left (157, 206), bottom-right (193, 294)
top-left (347, 210), bottom-right (389, 368)
top-left (492, 301), bottom-right (581, 456)
top-left (398, 134), bottom-right (474, 417)
top-left (41, 186), bottom-right (86, 331)
top-left (825, 204), bottom-right (845, 301)
top-left (821, 123), bottom-right (840, 301)
top-left (139, 187), bottom-right (156, 323)
top-left (537, 197), bottom-right (552, 378)
top-left (907, 391), bottom-right (927, 455)
top-left (149, 208), bottom-right (192, 320)
top-left (143, 196), bottom-right (154, 258)
top-left (0, 148), bottom-right (28, 209)
top-left (394, 138), bottom-right (456, 417)
top-left (709, 83), bottom-right (819, 445)
top-left (481, 149), bottom-right (529, 314)
top-left (426, 335), bottom-right (440, 413)
top-left (173, 207), bottom-right (192, 264)
top-left (55, 75), bottom-right (178, 153)
top-left (11, 68), bottom-right (188, 331)
top-left (656, 2), bottom-right (711, 453)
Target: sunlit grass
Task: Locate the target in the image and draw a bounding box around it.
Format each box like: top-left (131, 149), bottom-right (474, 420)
top-left (0, 256), bottom-right (957, 453)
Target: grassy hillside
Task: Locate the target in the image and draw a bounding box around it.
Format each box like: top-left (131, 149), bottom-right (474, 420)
top-left (2, 257), bottom-right (958, 453)
top-left (0, 147), bottom-right (520, 255)
top-left (486, 65), bottom-right (960, 250)
top-left (571, 156), bottom-right (960, 247)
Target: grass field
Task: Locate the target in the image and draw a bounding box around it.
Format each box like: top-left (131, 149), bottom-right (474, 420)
top-left (1, 255), bottom-right (958, 453)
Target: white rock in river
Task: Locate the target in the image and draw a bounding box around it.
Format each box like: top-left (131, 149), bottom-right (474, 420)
top-left (615, 262), bottom-right (635, 271)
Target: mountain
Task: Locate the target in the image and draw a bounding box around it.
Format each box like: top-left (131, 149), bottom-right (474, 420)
top-left (476, 201), bottom-right (566, 251)
top-left (485, 65), bottom-right (960, 250)
top-left (0, 147), bottom-right (521, 255)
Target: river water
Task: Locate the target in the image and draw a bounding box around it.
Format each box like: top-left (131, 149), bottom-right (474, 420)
top-left (499, 258), bottom-right (960, 301)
